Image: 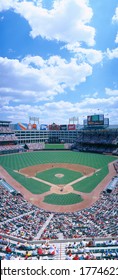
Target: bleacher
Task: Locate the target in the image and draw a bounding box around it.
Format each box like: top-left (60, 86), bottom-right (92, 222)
top-left (24, 142), bottom-right (45, 150)
top-left (0, 235), bottom-right (118, 260)
top-left (64, 240), bottom-right (118, 260)
top-left (74, 128), bottom-right (118, 154)
top-left (0, 121), bottom-right (24, 155)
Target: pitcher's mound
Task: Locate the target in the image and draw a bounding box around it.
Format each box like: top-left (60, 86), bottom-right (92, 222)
top-left (51, 184), bottom-right (73, 194)
top-left (55, 174), bottom-right (64, 178)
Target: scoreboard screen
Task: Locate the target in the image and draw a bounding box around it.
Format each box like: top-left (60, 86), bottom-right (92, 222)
top-left (87, 114), bottom-right (104, 126)
top-left (60, 125), bottom-right (67, 130)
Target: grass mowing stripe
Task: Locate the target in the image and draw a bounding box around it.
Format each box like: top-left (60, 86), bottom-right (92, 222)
top-left (45, 144), bottom-right (65, 149)
top-left (36, 168), bottom-right (82, 185)
top-left (0, 151), bottom-right (116, 170)
top-left (73, 166), bottom-right (108, 193)
top-left (0, 152), bottom-right (116, 198)
top-left (43, 193), bottom-right (83, 205)
top-left (4, 167), bottom-right (50, 194)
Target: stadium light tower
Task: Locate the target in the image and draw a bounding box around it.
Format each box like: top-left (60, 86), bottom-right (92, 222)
top-left (28, 116), bottom-right (40, 130)
top-left (69, 117), bottom-right (79, 124)
top-left (29, 117), bottom-right (40, 124)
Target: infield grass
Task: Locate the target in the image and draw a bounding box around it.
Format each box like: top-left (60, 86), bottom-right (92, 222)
top-left (43, 193), bottom-right (83, 205)
top-left (36, 168), bottom-right (82, 185)
top-left (73, 166), bottom-right (108, 193)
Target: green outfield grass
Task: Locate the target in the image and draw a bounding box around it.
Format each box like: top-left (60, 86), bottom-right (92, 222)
top-left (0, 151), bottom-right (115, 170)
top-left (45, 144), bottom-right (65, 149)
top-left (36, 168), bottom-right (82, 185)
top-left (2, 166), bottom-right (50, 194)
top-left (43, 193), bottom-right (83, 205)
top-left (0, 151), bottom-right (116, 198)
top-left (73, 166), bottom-right (108, 193)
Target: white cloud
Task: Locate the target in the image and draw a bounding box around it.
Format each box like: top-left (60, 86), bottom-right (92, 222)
top-left (115, 32), bottom-right (118, 43)
top-left (112, 7), bottom-right (118, 23)
top-left (0, 0), bottom-right (15, 12)
top-left (65, 43), bottom-right (103, 64)
top-left (0, 1), bottom-right (117, 125)
top-left (112, 7), bottom-right (118, 43)
top-left (0, 55), bottom-right (92, 104)
top-left (0, 96), bottom-right (13, 106)
top-left (107, 47), bottom-right (118, 59)
top-left (105, 88), bottom-right (118, 96)
top-left (93, 92), bottom-right (98, 97)
top-left (2, 95), bottom-right (118, 124)
top-left (78, 96), bottom-right (118, 107)
top-left (0, 0), bottom-right (95, 46)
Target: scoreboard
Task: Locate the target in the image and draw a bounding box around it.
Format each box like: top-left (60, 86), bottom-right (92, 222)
top-left (87, 114), bottom-right (104, 126)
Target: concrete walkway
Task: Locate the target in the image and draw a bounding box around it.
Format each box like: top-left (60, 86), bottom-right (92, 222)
top-left (34, 213), bottom-right (54, 240)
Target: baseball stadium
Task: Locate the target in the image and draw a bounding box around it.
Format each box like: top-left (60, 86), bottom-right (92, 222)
top-left (0, 114), bottom-right (118, 260)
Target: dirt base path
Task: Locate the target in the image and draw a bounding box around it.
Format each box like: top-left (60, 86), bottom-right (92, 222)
top-left (19, 163), bottom-right (95, 177)
top-left (0, 161), bottom-right (117, 213)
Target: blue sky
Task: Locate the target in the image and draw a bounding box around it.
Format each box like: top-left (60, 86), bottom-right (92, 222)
top-left (0, 0), bottom-right (118, 125)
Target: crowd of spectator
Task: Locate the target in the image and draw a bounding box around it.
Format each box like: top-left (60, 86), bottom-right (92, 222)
top-left (0, 134), bottom-right (18, 142)
top-left (65, 239), bottom-right (118, 260)
top-left (0, 183), bottom-right (117, 242)
top-left (74, 129), bottom-right (118, 153)
top-left (0, 130), bottom-right (23, 154)
top-left (25, 142), bottom-right (45, 150)
top-left (40, 186), bottom-right (118, 240)
top-left (0, 235), bottom-right (117, 260)
top-left (77, 130), bottom-right (118, 145)
top-left (0, 185), bottom-right (51, 240)
top-left (0, 126), bottom-right (12, 133)
top-left (0, 237), bottom-right (59, 260)
top-left (0, 144), bottom-right (23, 153)
top-left (0, 180), bottom-right (118, 261)
top-left (113, 161), bottom-right (118, 173)
top-left (0, 126), bottom-right (23, 154)
top-left (74, 145), bottom-right (114, 153)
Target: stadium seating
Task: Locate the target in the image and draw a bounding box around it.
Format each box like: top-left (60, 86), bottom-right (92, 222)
top-left (74, 129), bottom-right (118, 153)
top-left (25, 143), bottom-right (45, 150)
top-left (0, 123), bottom-right (118, 260)
top-left (0, 172), bottom-right (118, 260)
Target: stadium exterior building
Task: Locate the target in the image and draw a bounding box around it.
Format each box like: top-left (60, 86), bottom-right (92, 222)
top-left (14, 128), bottom-right (78, 144)
top-left (0, 114), bottom-right (118, 155)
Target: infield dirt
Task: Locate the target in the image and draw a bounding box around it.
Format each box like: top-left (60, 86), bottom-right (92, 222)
top-left (0, 161), bottom-right (116, 213)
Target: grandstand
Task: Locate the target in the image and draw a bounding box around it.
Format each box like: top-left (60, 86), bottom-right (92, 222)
top-left (73, 128), bottom-right (118, 154)
top-left (0, 115), bottom-right (118, 260)
top-left (0, 115), bottom-right (118, 155)
top-left (0, 120), bottom-right (24, 155)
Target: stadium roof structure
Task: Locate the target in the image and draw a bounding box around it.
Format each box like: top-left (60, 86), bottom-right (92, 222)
top-left (109, 125), bottom-right (118, 129)
top-left (0, 120), bottom-right (11, 124)
top-left (0, 178), bottom-right (20, 195)
top-left (82, 124), bottom-right (118, 131)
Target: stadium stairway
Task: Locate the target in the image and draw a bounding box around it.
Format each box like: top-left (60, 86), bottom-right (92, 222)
top-left (54, 233), bottom-right (65, 260)
top-left (59, 243), bottom-right (66, 260)
top-left (34, 213), bottom-right (54, 240)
